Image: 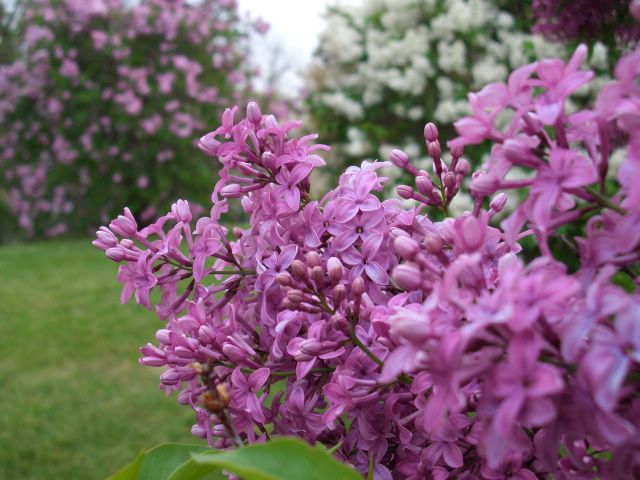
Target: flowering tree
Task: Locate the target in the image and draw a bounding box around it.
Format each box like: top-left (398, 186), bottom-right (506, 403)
top-left (97, 41), bottom-right (640, 478)
top-left (0, 0), bottom-right (262, 239)
top-left (532, 0), bottom-right (640, 51)
top-left (304, 0), bottom-right (612, 183)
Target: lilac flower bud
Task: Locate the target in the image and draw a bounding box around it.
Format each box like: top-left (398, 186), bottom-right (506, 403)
top-left (311, 266), bottom-right (325, 285)
top-left (156, 329), bottom-right (172, 344)
top-left (306, 251), bottom-right (322, 267)
top-left (222, 343), bottom-right (247, 363)
top-left (450, 143), bottom-right (464, 159)
top-left (246, 101), bottom-right (262, 125)
top-left (160, 369), bottom-right (182, 386)
top-left (109, 208), bottom-right (137, 237)
top-left (220, 184), bottom-right (243, 198)
top-left (140, 355), bottom-right (166, 367)
top-left (330, 313), bottom-right (348, 332)
top-left (327, 257), bottom-right (343, 283)
top-left (490, 193), bottom-right (508, 213)
top-left (428, 140), bottom-right (441, 159)
top-left (264, 114), bottom-right (278, 129)
top-left (392, 263), bottom-right (422, 290)
top-left (522, 112), bottom-right (543, 135)
top-left (459, 215), bottom-right (485, 252)
top-left (415, 175), bottom-right (434, 196)
top-left (172, 199), bottom-right (192, 223)
top-left (470, 172), bottom-right (500, 198)
top-left (287, 289), bottom-right (305, 304)
top-left (332, 284), bottom-right (347, 305)
top-left (291, 260), bottom-right (307, 281)
top-left (282, 299), bottom-right (297, 310)
top-left (276, 271), bottom-right (292, 286)
top-left (120, 238), bottom-right (135, 249)
top-left (94, 226), bottom-right (118, 250)
top-left (105, 246), bottom-right (127, 262)
top-left (390, 227), bottom-right (410, 239)
top-left (232, 227), bottom-right (243, 238)
top-left (455, 158), bottom-right (470, 176)
top-left (198, 132), bottom-right (220, 157)
top-left (424, 122), bottom-right (438, 142)
top-left (300, 339), bottom-right (324, 356)
top-left (261, 151), bottom-right (276, 170)
top-left (423, 234), bottom-right (443, 254)
top-left (397, 185), bottom-right (414, 200)
top-left (394, 236), bottom-right (419, 260)
top-left (444, 171), bottom-right (456, 190)
top-left (390, 313), bottom-right (431, 343)
top-left (503, 138), bottom-right (532, 164)
top-left (241, 196), bottom-right (254, 213)
top-left (352, 277), bottom-right (365, 297)
top-left (390, 149), bottom-right (409, 168)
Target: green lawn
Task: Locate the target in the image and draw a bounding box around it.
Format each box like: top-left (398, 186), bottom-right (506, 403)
top-left (0, 239), bottom-right (200, 479)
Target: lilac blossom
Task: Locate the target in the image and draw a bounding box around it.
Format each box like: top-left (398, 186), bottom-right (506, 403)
top-left (97, 45), bottom-right (640, 478)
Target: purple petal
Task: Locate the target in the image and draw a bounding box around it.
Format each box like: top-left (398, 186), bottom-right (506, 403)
top-left (278, 244), bottom-right (299, 269)
top-left (365, 261), bottom-right (389, 285)
top-left (443, 443), bottom-right (463, 469)
top-left (249, 367), bottom-right (270, 391)
top-left (362, 233), bottom-right (384, 259)
top-left (284, 188), bottom-right (300, 211)
top-left (360, 210), bottom-right (385, 229)
top-left (359, 195), bottom-right (381, 211)
top-left (334, 202), bottom-right (359, 223)
top-left (341, 247), bottom-right (363, 266)
top-left (246, 394), bottom-right (265, 423)
top-left (289, 162), bottom-right (313, 185)
top-left (333, 230), bottom-right (359, 251)
top-left (493, 392), bottom-right (525, 437)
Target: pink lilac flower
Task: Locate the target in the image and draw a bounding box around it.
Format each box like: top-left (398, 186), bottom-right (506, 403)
top-left (96, 46), bottom-right (640, 478)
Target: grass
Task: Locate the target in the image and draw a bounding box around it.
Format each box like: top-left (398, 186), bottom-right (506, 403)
top-left (0, 239), bottom-right (200, 479)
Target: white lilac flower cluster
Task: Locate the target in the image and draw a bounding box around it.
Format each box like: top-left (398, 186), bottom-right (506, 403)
top-left (305, 0), bottom-right (611, 177)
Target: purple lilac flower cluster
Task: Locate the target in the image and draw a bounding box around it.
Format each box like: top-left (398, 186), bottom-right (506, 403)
top-left (532, 0), bottom-right (640, 48)
top-left (96, 46), bottom-right (640, 478)
top-left (0, 0), bottom-right (265, 238)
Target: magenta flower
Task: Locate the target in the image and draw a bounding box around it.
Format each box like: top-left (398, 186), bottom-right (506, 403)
top-left (116, 251), bottom-right (157, 309)
top-left (532, 45), bottom-right (593, 125)
top-left (255, 244), bottom-right (298, 292)
top-left (341, 233), bottom-right (390, 284)
top-left (487, 333), bottom-right (563, 442)
top-left (328, 210), bottom-right (386, 251)
top-left (273, 162), bottom-right (313, 211)
top-left (230, 367), bottom-right (270, 423)
top-left (334, 170), bottom-right (381, 223)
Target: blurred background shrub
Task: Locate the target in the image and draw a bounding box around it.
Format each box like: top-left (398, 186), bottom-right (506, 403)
top-left (303, 0), bottom-right (624, 188)
top-left (0, 0), bottom-right (268, 240)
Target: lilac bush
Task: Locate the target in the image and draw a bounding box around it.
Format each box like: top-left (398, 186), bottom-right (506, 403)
top-left (96, 45), bottom-right (640, 478)
top-left (0, 0), bottom-right (263, 238)
top-left (532, 0), bottom-right (640, 49)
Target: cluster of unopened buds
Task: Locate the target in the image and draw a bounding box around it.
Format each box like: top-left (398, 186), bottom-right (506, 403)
top-left (97, 45), bottom-right (640, 479)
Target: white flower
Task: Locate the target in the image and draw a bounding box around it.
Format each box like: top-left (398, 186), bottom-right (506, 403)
top-left (437, 40), bottom-right (466, 74)
top-left (590, 42), bottom-right (609, 71)
top-left (321, 92), bottom-right (364, 120)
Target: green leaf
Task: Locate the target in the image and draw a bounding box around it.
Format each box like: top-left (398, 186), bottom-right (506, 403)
top-left (108, 443), bottom-right (212, 480)
top-left (192, 437), bottom-right (362, 480)
top-left (108, 451), bottom-right (144, 480)
top-left (168, 458), bottom-right (226, 480)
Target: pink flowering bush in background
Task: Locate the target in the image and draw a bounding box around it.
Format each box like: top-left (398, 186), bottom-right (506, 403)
top-left (97, 40), bottom-right (640, 478)
top-left (0, 0), bottom-right (267, 239)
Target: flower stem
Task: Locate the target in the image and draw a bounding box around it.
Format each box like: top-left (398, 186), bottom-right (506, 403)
top-left (348, 326), bottom-right (412, 385)
top-left (585, 186), bottom-right (626, 215)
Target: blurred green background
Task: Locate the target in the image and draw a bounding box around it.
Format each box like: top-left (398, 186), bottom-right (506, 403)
top-left (0, 240), bottom-right (199, 479)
